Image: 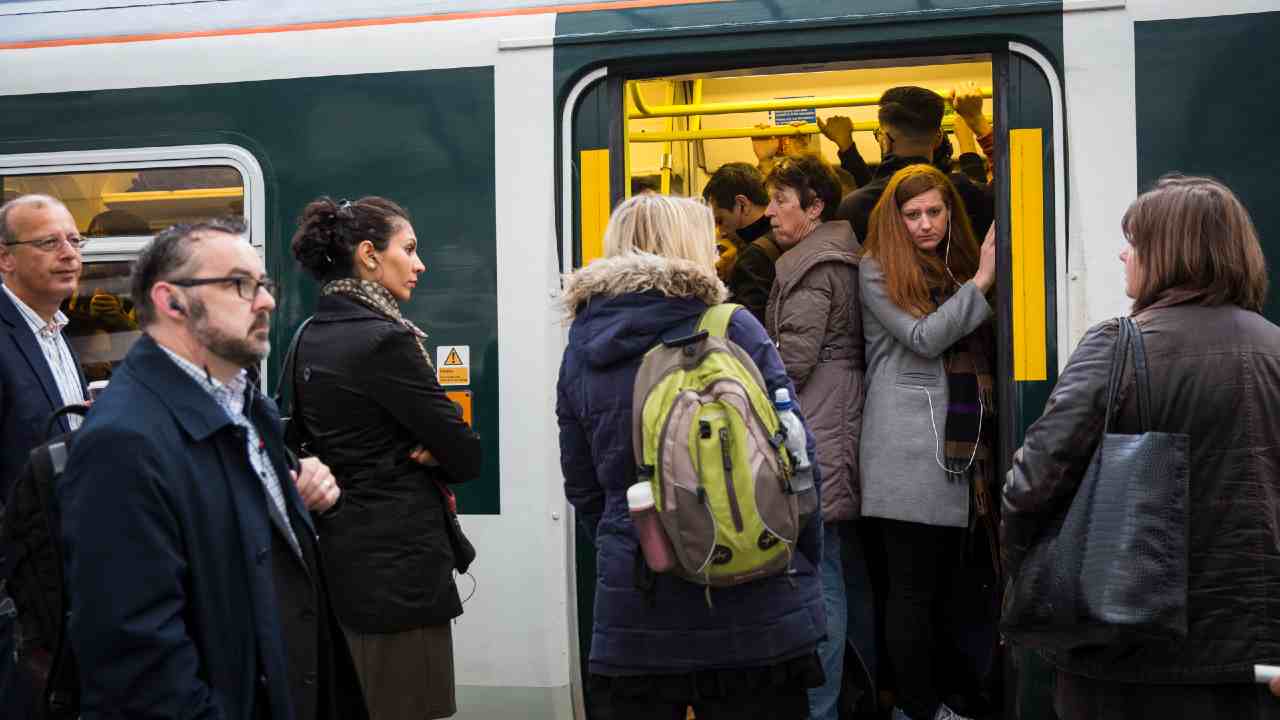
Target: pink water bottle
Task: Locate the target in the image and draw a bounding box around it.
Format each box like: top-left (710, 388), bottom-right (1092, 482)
top-left (627, 481), bottom-right (676, 573)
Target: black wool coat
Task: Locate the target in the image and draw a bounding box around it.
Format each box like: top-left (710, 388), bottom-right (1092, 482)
top-left (295, 294), bottom-right (482, 632)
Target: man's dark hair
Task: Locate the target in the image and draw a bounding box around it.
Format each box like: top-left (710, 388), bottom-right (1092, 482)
top-left (131, 217), bottom-right (247, 327)
top-left (764, 154), bottom-right (843, 222)
top-left (878, 86), bottom-right (946, 141)
top-left (702, 163), bottom-right (769, 210)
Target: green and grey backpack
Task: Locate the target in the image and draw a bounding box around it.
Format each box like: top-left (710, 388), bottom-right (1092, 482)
top-left (631, 303), bottom-right (816, 588)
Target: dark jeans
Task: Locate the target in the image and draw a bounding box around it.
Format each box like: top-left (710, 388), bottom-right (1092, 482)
top-left (880, 518), bottom-right (964, 720)
top-left (0, 607), bottom-right (34, 720)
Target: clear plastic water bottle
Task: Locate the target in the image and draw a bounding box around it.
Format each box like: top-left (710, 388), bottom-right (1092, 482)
top-left (774, 388), bottom-right (815, 495)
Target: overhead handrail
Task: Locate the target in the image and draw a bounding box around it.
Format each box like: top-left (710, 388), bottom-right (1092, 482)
top-left (627, 115), bottom-right (991, 143)
top-left (628, 84), bottom-right (993, 120)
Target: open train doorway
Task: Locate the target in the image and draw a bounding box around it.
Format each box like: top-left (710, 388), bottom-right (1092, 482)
top-left (567, 47), bottom-right (1062, 719)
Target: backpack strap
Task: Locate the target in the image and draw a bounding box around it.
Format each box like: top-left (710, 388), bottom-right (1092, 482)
top-left (697, 303), bottom-right (742, 339)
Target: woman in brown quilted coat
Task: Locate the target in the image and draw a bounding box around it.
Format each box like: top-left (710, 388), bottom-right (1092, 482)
top-left (762, 154), bottom-right (873, 720)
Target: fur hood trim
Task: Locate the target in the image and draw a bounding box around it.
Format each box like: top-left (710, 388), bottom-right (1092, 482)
top-left (561, 252), bottom-right (728, 318)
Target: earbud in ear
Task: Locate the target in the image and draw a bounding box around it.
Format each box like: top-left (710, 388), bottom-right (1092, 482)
top-left (169, 298), bottom-right (186, 315)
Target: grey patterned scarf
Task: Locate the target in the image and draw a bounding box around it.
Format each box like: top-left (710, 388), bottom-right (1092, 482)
top-left (321, 278), bottom-right (433, 369)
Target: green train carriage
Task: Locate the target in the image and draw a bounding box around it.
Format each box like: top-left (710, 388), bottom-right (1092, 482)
top-left (3, 0), bottom-right (1278, 716)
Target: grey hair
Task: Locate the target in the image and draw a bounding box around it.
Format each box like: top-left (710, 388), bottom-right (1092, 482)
top-left (0, 194), bottom-right (67, 246)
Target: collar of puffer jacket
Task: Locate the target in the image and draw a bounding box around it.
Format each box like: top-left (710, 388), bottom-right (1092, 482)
top-left (561, 252), bottom-right (727, 319)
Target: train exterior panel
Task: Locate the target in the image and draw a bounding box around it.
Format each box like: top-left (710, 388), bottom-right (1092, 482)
top-left (3, 0), bottom-right (1279, 717)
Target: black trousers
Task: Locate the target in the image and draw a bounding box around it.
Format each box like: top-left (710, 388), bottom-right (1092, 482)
top-left (1056, 671), bottom-right (1280, 720)
top-left (880, 518), bottom-right (964, 720)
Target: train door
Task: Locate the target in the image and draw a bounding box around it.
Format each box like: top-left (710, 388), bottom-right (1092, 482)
top-left (561, 44), bottom-right (1065, 719)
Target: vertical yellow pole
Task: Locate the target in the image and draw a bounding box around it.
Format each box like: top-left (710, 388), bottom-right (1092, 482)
top-left (660, 81), bottom-right (674, 195)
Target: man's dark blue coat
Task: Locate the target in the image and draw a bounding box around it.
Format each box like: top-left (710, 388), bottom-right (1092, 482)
top-left (0, 286), bottom-right (87, 717)
top-left (58, 334), bottom-right (348, 719)
top-left (556, 255), bottom-right (826, 677)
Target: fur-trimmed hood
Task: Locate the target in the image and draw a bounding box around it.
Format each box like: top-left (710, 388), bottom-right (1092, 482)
top-left (561, 253), bottom-right (729, 369)
top-left (561, 252), bottom-right (727, 319)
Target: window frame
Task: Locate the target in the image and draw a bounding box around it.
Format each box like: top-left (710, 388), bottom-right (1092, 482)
top-left (0, 143), bottom-right (265, 262)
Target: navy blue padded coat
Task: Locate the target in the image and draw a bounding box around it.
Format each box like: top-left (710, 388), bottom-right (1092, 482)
top-left (556, 253), bottom-right (826, 677)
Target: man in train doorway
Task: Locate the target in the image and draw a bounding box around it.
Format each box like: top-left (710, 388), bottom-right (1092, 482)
top-left (0, 194), bottom-right (90, 718)
top-left (836, 86), bottom-right (993, 242)
top-left (703, 162), bottom-right (781, 325)
top-left (57, 218), bottom-right (368, 719)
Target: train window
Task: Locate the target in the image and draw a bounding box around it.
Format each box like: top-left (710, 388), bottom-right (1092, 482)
top-left (1, 146), bottom-right (262, 384)
top-left (2, 165), bottom-right (245, 240)
top-left (62, 260), bottom-right (138, 384)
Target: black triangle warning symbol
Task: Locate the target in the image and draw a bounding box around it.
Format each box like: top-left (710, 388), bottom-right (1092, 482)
top-left (444, 348), bottom-right (464, 366)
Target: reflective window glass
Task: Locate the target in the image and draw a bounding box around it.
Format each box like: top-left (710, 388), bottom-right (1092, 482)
top-left (60, 261), bottom-right (139, 384)
top-left (2, 165), bottom-right (245, 238)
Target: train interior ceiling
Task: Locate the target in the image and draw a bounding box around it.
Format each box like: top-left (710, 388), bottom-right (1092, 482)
top-left (624, 54), bottom-right (993, 201)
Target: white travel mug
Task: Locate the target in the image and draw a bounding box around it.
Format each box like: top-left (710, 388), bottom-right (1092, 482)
top-left (627, 481), bottom-right (676, 574)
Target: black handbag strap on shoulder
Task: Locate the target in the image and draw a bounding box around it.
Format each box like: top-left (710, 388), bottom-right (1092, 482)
top-left (1104, 317), bottom-right (1153, 435)
top-left (275, 317), bottom-right (314, 446)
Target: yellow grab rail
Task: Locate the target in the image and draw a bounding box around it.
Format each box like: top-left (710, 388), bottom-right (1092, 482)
top-left (628, 82), bottom-right (992, 120)
top-left (628, 116), bottom-right (990, 143)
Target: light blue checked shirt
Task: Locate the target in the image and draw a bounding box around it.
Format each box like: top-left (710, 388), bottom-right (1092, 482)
top-left (3, 285), bottom-right (85, 429)
top-left (158, 346), bottom-right (300, 552)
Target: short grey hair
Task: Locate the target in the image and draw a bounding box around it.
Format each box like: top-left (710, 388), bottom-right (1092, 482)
top-left (0, 194), bottom-right (67, 246)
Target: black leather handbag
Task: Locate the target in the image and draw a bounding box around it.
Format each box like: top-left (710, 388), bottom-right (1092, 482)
top-left (1001, 317), bottom-right (1190, 652)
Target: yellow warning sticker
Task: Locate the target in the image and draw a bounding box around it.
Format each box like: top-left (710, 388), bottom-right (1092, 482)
top-left (435, 345), bottom-right (470, 386)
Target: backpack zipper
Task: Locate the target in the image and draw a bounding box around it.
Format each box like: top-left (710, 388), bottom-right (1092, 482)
top-left (719, 426), bottom-right (744, 532)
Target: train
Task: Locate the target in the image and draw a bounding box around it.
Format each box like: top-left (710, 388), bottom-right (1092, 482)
top-left (3, 0), bottom-right (1278, 717)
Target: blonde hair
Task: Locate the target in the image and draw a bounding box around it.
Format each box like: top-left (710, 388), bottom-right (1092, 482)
top-left (603, 193), bottom-right (719, 271)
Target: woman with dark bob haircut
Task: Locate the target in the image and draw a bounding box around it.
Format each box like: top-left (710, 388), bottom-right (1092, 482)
top-left (761, 153), bottom-right (875, 720)
top-left (290, 196), bottom-right (482, 719)
top-left (1003, 175), bottom-right (1280, 718)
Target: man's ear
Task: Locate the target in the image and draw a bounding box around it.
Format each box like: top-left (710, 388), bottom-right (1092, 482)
top-left (734, 194), bottom-right (751, 213)
top-left (0, 248), bottom-right (16, 275)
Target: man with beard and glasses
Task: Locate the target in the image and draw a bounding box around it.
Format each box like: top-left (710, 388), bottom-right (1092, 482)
top-left (57, 218), bottom-right (368, 720)
top-left (0, 194), bottom-right (90, 719)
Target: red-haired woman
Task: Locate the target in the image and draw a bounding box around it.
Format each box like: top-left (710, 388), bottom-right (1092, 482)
top-left (859, 164), bottom-right (996, 720)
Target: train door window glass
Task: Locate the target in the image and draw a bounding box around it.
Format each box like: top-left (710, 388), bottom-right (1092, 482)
top-left (2, 165), bottom-right (245, 240)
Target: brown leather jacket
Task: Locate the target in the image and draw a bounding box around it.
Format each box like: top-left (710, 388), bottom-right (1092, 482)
top-left (765, 220), bottom-right (864, 522)
top-left (1003, 302), bottom-right (1280, 682)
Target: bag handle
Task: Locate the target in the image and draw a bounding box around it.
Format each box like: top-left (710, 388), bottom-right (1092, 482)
top-left (274, 317), bottom-right (314, 444)
top-left (1102, 317), bottom-right (1152, 435)
top-left (1101, 318), bottom-right (1130, 435)
top-left (1126, 317), bottom-right (1153, 432)
top-left (46, 404), bottom-right (89, 440)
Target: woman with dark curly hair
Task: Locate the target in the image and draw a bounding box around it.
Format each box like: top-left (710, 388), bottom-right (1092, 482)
top-left (290, 196), bottom-right (482, 719)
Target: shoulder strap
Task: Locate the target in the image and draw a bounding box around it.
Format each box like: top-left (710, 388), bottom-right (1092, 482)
top-left (274, 318), bottom-right (315, 452)
top-left (1125, 316), bottom-right (1153, 431)
top-left (697, 304), bottom-right (741, 339)
top-left (1102, 317), bottom-right (1133, 434)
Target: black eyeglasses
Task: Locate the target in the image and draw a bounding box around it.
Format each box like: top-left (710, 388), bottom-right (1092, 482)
top-left (6, 235), bottom-right (88, 252)
top-left (170, 276), bottom-right (277, 301)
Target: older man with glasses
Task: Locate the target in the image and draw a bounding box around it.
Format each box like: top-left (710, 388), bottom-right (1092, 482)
top-left (0, 193), bottom-right (90, 718)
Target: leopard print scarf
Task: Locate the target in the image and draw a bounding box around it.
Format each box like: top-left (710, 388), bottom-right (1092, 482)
top-left (321, 278), bottom-right (433, 369)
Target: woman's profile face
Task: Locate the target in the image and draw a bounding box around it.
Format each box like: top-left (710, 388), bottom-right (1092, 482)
top-left (1120, 243), bottom-right (1140, 299)
top-left (373, 219), bottom-right (426, 303)
top-left (900, 187), bottom-right (949, 253)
